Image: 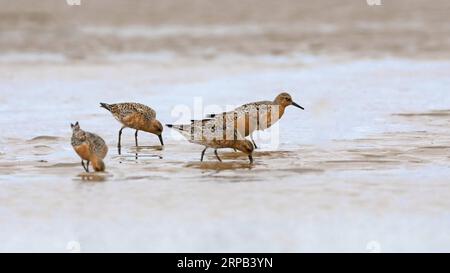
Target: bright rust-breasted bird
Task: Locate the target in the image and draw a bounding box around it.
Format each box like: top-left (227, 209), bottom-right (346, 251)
top-left (71, 122), bottom-right (108, 172)
top-left (100, 102), bottom-right (164, 152)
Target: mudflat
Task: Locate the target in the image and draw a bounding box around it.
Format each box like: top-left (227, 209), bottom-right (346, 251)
top-left (1, 0), bottom-right (450, 252)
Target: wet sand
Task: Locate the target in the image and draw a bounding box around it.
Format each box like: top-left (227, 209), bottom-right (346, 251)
top-left (1, 58), bottom-right (450, 252)
top-left (1, 1), bottom-right (450, 252)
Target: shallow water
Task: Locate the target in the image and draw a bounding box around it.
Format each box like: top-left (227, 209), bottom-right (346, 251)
top-left (1, 56), bottom-right (450, 252)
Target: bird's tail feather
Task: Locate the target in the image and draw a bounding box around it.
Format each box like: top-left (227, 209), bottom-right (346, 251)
top-left (165, 124), bottom-right (193, 141)
top-left (100, 103), bottom-right (111, 111)
top-left (165, 124), bottom-right (186, 131)
top-left (92, 157), bottom-right (105, 172)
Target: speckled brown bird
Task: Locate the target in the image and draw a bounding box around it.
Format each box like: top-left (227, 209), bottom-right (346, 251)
top-left (100, 102), bottom-right (164, 152)
top-left (205, 92), bottom-right (304, 148)
top-left (71, 122), bottom-right (108, 172)
top-left (166, 118), bottom-right (255, 164)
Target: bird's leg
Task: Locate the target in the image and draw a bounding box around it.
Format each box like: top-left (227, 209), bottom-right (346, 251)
top-left (248, 155), bottom-right (254, 164)
top-left (81, 160), bottom-right (88, 172)
top-left (118, 126), bottom-right (125, 154)
top-left (250, 134), bottom-right (258, 149)
top-left (158, 134), bottom-right (164, 146)
top-left (86, 160), bottom-right (90, 172)
top-left (200, 147), bottom-right (207, 162)
top-left (135, 130), bottom-right (139, 147)
top-left (214, 149), bottom-right (222, 162)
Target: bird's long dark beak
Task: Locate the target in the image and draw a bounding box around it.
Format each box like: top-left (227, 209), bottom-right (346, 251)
top-left (292, 101), bottom-right (304, 110)
top-left (158, 134), bottom-right (164, 146)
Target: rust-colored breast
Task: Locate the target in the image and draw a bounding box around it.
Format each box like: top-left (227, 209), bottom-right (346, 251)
top-left (74, 143), bottom-right (91, 161)
top-left (122, 113), bottom-right (148, 131)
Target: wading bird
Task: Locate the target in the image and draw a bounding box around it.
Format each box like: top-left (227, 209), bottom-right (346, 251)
top-left (166, 118), bottom-right (255, 164)
top-left (205, 92), bottom-right (304, 148)
top-left (71, 122), bottom-right (108, 172)
top-left (100, 102), bottom-right (164, 153)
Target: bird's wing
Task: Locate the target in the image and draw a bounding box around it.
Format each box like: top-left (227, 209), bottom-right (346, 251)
top-left (202, 117), bottom-right (246, 141)
top-left (86, 132), bottom-right (106, 155)
top-left (107, 103), bottom-right (157, 124)
top-left (206, 100), bottom-right (272, 118)
top-left (130, 103), bottom-right (157, 120)
top-left (168, 116), bottom-right (247, 145)
top-left (167, 122), bottom-right (199, 142)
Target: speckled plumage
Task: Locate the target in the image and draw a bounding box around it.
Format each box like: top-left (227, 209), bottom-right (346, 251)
top-left (166, 117), bottom-right (254, 163)
top-left (205, 92), bottom-right (304, 148)
top-left (100, 102), bottom-right (164, 149)
top-left (168, 118), bottom-right (242, 146)
top-left (102, 102), bottom-right (156, 123)
top-left (71, 122), bottom-right (108, 172)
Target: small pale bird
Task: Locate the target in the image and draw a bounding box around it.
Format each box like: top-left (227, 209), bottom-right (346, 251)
top-left (100, 102), bottom-right (164, 152)
top-left (166, 118), bottom-right (255, 164)
top-left (205, 92), bottom-right (304, 148)
top-left (71, 122), bottom-right (108, 172)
